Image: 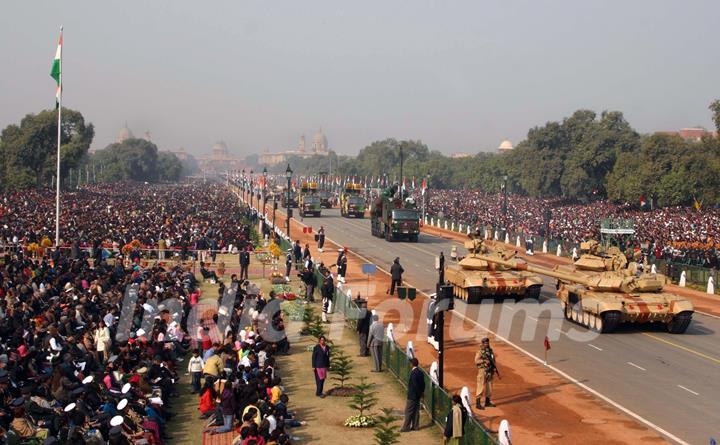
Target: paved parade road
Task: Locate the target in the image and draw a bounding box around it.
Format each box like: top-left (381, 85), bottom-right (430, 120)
top-left (304, 208), bottom-right (720, 445)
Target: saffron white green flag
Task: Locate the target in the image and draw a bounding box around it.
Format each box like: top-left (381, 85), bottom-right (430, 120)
top-left (50, 30), bottom-right (62, 107)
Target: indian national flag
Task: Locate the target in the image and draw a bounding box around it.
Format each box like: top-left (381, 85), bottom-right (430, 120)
top-left (50, 29), bottom-right (62, 107)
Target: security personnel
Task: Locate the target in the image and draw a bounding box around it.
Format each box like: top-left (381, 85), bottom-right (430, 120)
top-left (474, 337), bottom-right (496, 409)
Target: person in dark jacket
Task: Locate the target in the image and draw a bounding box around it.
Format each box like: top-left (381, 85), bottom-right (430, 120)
top-left (443, 394), bottom-right (468, 444)
top-left (317, 226), bottom-right (326, 252)
top-left (356, 300), bottom-right (371, 357)
top-left (211, 381), bottom-right (237, 434)
top-left (320, 275), bottom-right (334, 323)
top-left (311, 336), bottom-right (331, 397)
top-left (293, 240), bottom-right (302, 270)
top-left (299, 267), bottom-right (316, 302)
top-left (401, 357), bottom-right (425, 432)
top-left (239, 248), bottom-right (250, 281)
top-left (389, 257), bottom-right (404, 295)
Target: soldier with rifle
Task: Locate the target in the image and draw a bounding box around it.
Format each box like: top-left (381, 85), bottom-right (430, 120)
top-left (474, 337), bottom-right (499, 409)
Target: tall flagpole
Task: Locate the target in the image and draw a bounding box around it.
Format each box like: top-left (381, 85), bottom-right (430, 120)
top-left (55, 26), bottom-right (63, 248)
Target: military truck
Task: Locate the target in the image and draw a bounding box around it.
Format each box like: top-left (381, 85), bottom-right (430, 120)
top-left (319, 189), bottom-right (333, 209)
top-left (340, 183), bottom-right (366, 218)
top-left (299, 182), bottom-right (322, 217)
top-left (280, 188), bottom-right (298, 208)
top-left (370, 184), bottom-right (420, 242)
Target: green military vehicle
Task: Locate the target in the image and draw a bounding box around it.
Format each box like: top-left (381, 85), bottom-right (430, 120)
top-left (370, 184), bottom-right (420, 242)
top-left (299, 182), bottom-right (321, 217)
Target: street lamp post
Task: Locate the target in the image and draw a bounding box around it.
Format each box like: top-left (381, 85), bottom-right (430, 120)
top-left (502, 174), bottom-right (508, 221)
top-left (262, 166), bottom-right (268, 216)
top-left (250, 169), bottom-right (254, 211)
top-left (285, 164), bottom-right (293, 239)
top-left (241, 169), bottom-right (246, 202)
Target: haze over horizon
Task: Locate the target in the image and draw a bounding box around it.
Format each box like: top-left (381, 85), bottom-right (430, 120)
top-left (1, 1), bottom-right (718, 157)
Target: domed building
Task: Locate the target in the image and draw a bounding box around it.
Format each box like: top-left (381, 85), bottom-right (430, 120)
top-left (311, 128), bottom-right (329, 154)
top-left (498, 139), bottom-right (513, 153)
top-left (117, 123), bottom-right (135, 143)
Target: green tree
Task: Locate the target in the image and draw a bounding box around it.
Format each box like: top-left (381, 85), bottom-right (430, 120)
top-left (329, 347), bottom-right (354, 389)
top-left (92, 138), bottom-right (160, 182)
top-left (348, 377), bottom-right (378, 418)
top-left (157, 151), bottom-right (183, 181)
top-left (373, 407), bottom-right (401, 445)
top-left (0, 108), bottom-right (94, 191)
top-left (710, 99), bottom-right (720, 132)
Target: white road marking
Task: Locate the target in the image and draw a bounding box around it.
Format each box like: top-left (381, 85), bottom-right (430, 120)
top-left (588, 344), bottom-right (603, 351)
top-left (627, 362), bottom-right (646, 371)
top-left (313, 218), bottom-right (692, 445)
top-left (677, 385), bottom-right (699, 396)
top-left (528, 316), bottom-right (539, 321)
top-left (503, 305), bottom-right (515, 311)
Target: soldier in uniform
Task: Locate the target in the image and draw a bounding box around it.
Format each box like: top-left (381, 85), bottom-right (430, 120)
top-left (474, 337), bottom-right (496, 409)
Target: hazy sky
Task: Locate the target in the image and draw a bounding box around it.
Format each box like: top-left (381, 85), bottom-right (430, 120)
top-left (1, 1), bottom-right (718, 157)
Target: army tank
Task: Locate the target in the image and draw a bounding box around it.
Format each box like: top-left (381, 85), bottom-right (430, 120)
top-left (444, 237), bottom-right (544, 303)
top-left (475, 254), bottom-right (694, 333)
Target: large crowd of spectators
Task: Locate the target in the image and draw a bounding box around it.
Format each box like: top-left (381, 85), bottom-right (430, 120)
top-left (0, 182), bottom-right (300, 444)
top-left (416, 189), bottom-right (720, 268)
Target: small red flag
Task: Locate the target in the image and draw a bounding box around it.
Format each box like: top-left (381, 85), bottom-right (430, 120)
top-left (544, 336), bottom-right (551, 351)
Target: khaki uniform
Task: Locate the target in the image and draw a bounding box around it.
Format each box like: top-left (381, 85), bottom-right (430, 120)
top-left (474, 346), bottom-right (495, 402)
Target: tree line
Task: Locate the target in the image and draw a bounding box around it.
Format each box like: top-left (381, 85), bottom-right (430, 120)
top-left (0, 108), bottom-right (198, 191)
top-left (254, 103), bottom-right (719, 207)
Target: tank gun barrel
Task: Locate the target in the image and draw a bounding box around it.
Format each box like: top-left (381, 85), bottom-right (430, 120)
top-left (475, 255), bottom-right (593, 286)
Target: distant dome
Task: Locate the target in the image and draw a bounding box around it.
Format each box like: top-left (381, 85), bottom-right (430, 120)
top-left (117, 124), bottom-right (134, 143)
top-left (498, 139), bottom-right (513, 151)
top-left (212, 141), bottom-right (229, 158)
top-left (312, 128), bottom-right (328, 153)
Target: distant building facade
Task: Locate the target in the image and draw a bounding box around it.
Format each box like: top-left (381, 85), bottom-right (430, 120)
top-left (657, 127), bottom-right (717, 142)
top-left (198, 141), bottom-right (243, 173)
top-left (256, 128), bottom-right (331, 166)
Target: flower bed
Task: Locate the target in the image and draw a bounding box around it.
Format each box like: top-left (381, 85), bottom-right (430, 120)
top-left (344, 415), bottom-right (375, 428)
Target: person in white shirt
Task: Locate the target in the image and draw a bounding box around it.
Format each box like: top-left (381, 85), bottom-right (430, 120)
top-left (94, 320), bottom-right (111, 363)
top-left (188, 349), bottom-right (205, 394)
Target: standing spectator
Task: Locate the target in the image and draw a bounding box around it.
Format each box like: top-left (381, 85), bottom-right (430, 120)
top-left (285, 249), bottom-right (293, 282)
top-left (300, 267), bottom-right (316, 302)
top-left (388, 257), bottom-right (404, 296)
top-left (368, 314), bottom-right (385, 372)
top-left (356, 301), bottom-right (371, 357)
top-left (317, 226), bottom-right (326, 252)
top-left (187, 350), bottom-right (204, 394)
top-left (94, 320), bottom-right (111, 364)
top-left (474, 337), bottom-right (497, 409)
top-left (158, 237), bottom-right (166, 260)
top-left (311, 335), bottom-right (331, 398)
top-left (443, 395), bottom-right (468, 444)
top-left (293, 240), bottom-right (302, 270)
top-left (401, 357), bottom-right (425, 432)
top-left (240, 247), bottom-right (251, 281)
top-left (320, 275), bottom-right (334, 323)
top-left (335, 248), bottom-right (348, 284)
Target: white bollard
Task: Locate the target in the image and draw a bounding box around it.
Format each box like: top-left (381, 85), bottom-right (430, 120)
top-left (516, 235), bottom-right (521, 247)
top-left (430, 362), bottom-right (439, 385)
top-left (707, 276), bottom-right (715, 294)
top-left (458, 223), bottom-right (463, 233)
top-left (424, 216), bottom-right (428, 225)
top-left (542, 240), bottom-right (548, 253)
top-left (556, 244), bottom-right (562, 256)
top-left (504, 233), bottom-right (510, 244)
top-left (650, 264), bottom-right (657, 274)
top-left (386, 323), bottom-right (395, 343)
top-left (444, 221), bottom-right (448, 230)
top-left (679, 271), bottom-right (687, 287)
top-left (460, 387), bottom-right (473, 416)
top-left (572, 247), bottom-right (578, 260)
top-left (484, 229), bottom-right (490, 239)
top-left (406, 341), bottom-right (415, 359)
top-left (467, 226), bottom-right (471, 235)
top-left (451, 222), bottom-right (455, 231)
top-left (494, 230), bottom-right (499, 241)
top-left (430, 218), bottom-right (434, 226)
top-left (499, 419), bottom-right (512, 445)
